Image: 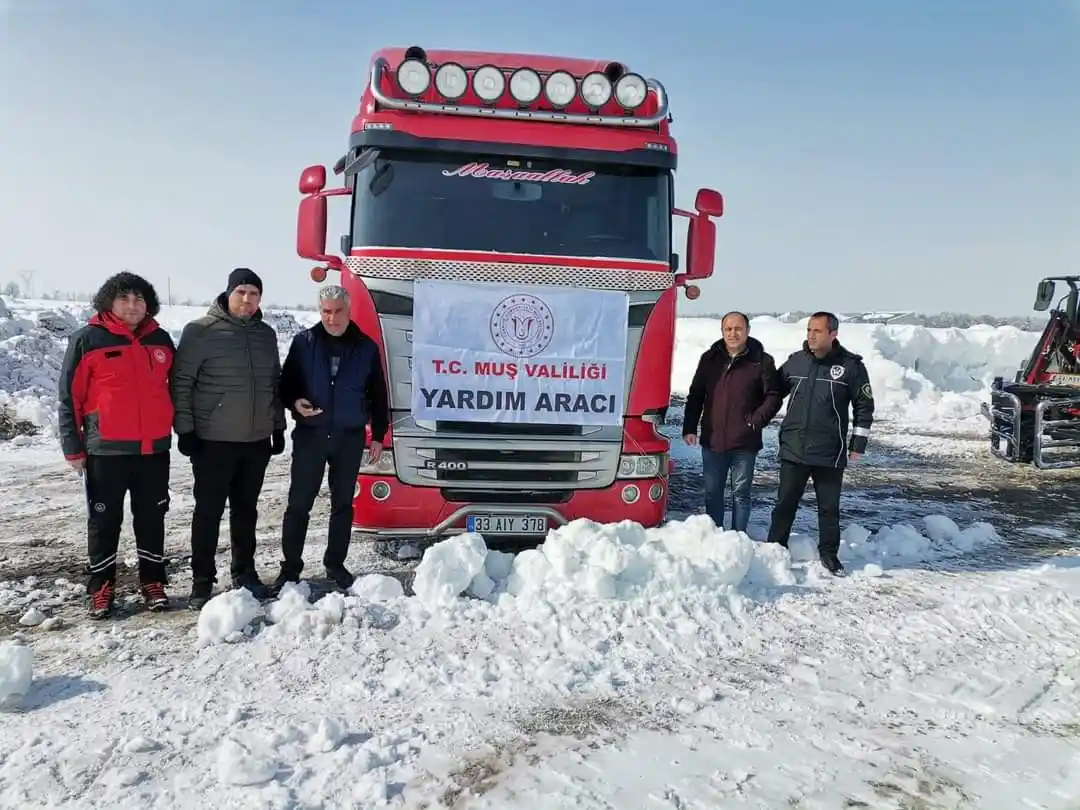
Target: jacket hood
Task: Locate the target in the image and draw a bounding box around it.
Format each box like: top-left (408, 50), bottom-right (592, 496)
top-left (88, 311), bottom-right (160, 338)
top-left (209, 293), bottom-right (264, 326)
top-left (800, 339), bottom-right (862, 362)
top-left (709, 335), bottom-right (765, 360)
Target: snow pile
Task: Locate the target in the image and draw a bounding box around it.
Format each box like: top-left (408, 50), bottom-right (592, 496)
top-left (0, 640), bottom-right (33, 710)
top-left (0, 298), bottom-right (318, 437)
top-left (674, 315), bottom-right (1038, 430)
top-left (781, 513), bottom-right (1000, 570)
top-left (0, 307), bottom-right (74, 430)
top-left (261, 309), bottom-right (309, 341)
top-left (195, 513), bottom-right (998, 647)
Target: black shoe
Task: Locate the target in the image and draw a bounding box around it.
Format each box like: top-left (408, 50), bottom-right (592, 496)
top-left (325, 565), bottom-right (355, 591)
top-left (232, 571), bottom-right (271, 601)
top-left (271, 568), bottom-right (300, 596)
top-left (821, 554), bottom-right (846, 576)
top-left (188, 579), bottom-right (213, 611)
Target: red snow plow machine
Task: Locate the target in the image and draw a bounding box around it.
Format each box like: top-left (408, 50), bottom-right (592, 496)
top-left (983, 276), bottom-right (1080, 469)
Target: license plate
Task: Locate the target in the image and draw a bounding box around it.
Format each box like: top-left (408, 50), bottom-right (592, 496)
top-left (466, 514), bottom-right (547, 535)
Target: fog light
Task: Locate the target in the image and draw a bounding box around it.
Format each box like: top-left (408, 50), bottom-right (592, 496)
top-left (621, 484), bottom-right (640, 504)
top-left (354, 481), bottom-right (361, 498)
top-left (371, 481), bottom-right (391, 501)
top-left (649, 482), bottom-right (664, 501)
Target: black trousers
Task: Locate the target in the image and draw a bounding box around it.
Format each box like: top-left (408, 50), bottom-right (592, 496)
top-left (765, 460), bottom-right (845, 557)
top-left (189, 439), bottom-right (272, 584)
top-left (280, 428), bottom-right (367, 575)
top-left (85, 452), bottom-right (171, 592)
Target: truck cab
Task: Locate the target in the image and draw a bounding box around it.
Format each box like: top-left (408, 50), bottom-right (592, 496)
top-left (295, 46), bottom-right (722, 541)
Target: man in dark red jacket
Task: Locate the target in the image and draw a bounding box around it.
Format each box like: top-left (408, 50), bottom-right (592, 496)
top-left (58, 272), bottom-right (176, 619)
top-left (682, 312), bottom-right (783, 533)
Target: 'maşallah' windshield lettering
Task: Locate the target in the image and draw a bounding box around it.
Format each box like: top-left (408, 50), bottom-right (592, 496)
top-left (441, 162), bottom-right (595, 185)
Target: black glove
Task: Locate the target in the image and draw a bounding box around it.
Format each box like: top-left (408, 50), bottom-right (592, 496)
top-left (270, 429), bottom-right (286, 455)
top-left (177, 432), bottom-right (200, 457)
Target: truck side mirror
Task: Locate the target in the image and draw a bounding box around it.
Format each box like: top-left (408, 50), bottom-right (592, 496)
top-left (1034, 279), bottom-right (1056, 312)
top-left (695, 188), bottom-right (723, 217)
top-left (297, 195), bottom-right (328, 260)
top-left (685, 215), bottom-right (716, 281)
top-left (299, 165), bottom-right (327, 195)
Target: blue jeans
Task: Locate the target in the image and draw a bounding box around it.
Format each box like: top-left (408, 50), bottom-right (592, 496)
top-left (701, 448), bottom-right (758, 532)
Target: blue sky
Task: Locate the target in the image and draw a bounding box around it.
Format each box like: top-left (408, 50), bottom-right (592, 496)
top-left (1, 0), bottom-right (1076, 315)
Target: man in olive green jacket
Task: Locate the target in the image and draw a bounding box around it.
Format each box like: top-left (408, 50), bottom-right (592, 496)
top-left (171, 268), bottom-right (286, 609)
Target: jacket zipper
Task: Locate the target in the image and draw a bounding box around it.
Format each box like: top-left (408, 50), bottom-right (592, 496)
top-left (245, 328), bottom-right (255, 439)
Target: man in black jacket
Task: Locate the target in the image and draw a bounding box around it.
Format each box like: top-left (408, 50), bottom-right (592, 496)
top-left (765, 311), bottom-right (875, 575)
top-left (272, 285), bottom-right (390, 593)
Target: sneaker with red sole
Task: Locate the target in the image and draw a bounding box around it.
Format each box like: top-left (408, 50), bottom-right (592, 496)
top-left (88, 581), bottom-right (115, 620)
top-left (140, 582), bottom-right (169, 611)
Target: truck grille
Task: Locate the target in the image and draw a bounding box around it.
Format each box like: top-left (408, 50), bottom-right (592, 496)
top-left (393, 435), bottom-right (620, 490)
top-left (442, 489), bottom-right (573, 505)
top-left (346, 255), bottom-right (674, 292)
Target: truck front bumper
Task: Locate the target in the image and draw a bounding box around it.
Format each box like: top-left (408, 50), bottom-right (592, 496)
top-left (351, 476), bottom-right (669, 538)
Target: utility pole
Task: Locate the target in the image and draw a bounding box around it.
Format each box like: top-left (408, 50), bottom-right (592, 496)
top-left (18, 270), bottom-right (34, 299)
top-left (168, 277), bottom-right (173, 307)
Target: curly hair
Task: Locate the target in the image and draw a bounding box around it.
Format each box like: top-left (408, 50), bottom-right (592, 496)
top-left (91, 272), bottom-right (161, 317)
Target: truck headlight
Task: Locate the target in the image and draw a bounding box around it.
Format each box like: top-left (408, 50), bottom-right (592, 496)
top-left (618, 453), bottom-right (665, 479)
top-left (360, 448), bottom-right (396, 476)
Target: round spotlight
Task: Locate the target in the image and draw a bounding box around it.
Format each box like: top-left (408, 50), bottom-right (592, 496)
top-left (544, 70), bottom-right (577, 107)
top-left (472, 65), bottom-right (505, 102)
top-left (509, 68), bottom-right (542, 104)
top-left (614, 73), bottom-right (648, 108)
top-left (434, 62), bottom-right (468, 100)
top-left (580, 71), bottom-right (613, 107)
top-left (621, 484), bottom-right (640, 504)
top-left (371, 481), bottom-right (391, 501)
top-left (396, 58), bottom-right (430, 96)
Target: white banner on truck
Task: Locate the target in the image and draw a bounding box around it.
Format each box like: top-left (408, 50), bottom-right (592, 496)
top-left (411, 280), bottom-right (629, 426)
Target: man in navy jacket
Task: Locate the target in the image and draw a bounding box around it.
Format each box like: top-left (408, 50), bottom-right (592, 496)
top-left (272, 285), bottom-right (390, 593)
top-left (765, 311), bottom-right (875, 576)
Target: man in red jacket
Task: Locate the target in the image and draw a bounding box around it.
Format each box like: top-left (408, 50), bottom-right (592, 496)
top-left (682, 311), bottom-right (784, 534)
top-left (58, 272), bottom-right (177, 619)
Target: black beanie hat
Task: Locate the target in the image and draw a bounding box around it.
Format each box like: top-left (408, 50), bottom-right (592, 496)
top-left (226, 267), bottom-right (263, 295)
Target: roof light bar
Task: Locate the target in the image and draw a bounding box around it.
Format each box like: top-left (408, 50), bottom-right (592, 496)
top-left (580, 71), bottom-right (613, 108)
top-left (509, 68), bottom-right (542, 104)
top-left (472, 64), bottom-right (505, 102)
top-left (370, 57), bottom-right (669, 128)
top-left (614, 73), bottom-right (648, 109)
top-left (434, 62), bottom-right (468, 100)
top-left (543, 70), bottom-right (577, 108)
top-left (396, 58), bottom-right (430, 96)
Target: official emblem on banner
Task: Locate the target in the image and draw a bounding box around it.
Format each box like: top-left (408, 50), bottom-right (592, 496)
top-left (489, 294), bottom-right (555, 358)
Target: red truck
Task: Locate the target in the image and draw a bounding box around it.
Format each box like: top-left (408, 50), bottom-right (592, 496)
top-left (295, 45), bottom-right (722, 542)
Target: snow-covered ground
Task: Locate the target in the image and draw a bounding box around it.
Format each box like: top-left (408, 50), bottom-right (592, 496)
top-left (1, 295), bottom-right (1078, 809)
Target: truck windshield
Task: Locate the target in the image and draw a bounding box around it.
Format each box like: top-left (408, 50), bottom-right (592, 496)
top-left (350, 149), bottom-right (671, 263)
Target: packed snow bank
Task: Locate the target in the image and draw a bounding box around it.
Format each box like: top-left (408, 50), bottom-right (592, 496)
top-left (193, 513), bottom-right (1000, 647)
top-left (0, 298), bottom-right (318, 437)
top-left (674, 315), bottom-right (1038, 430)
top-left (0, 297), bottom-right (1039, 436)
